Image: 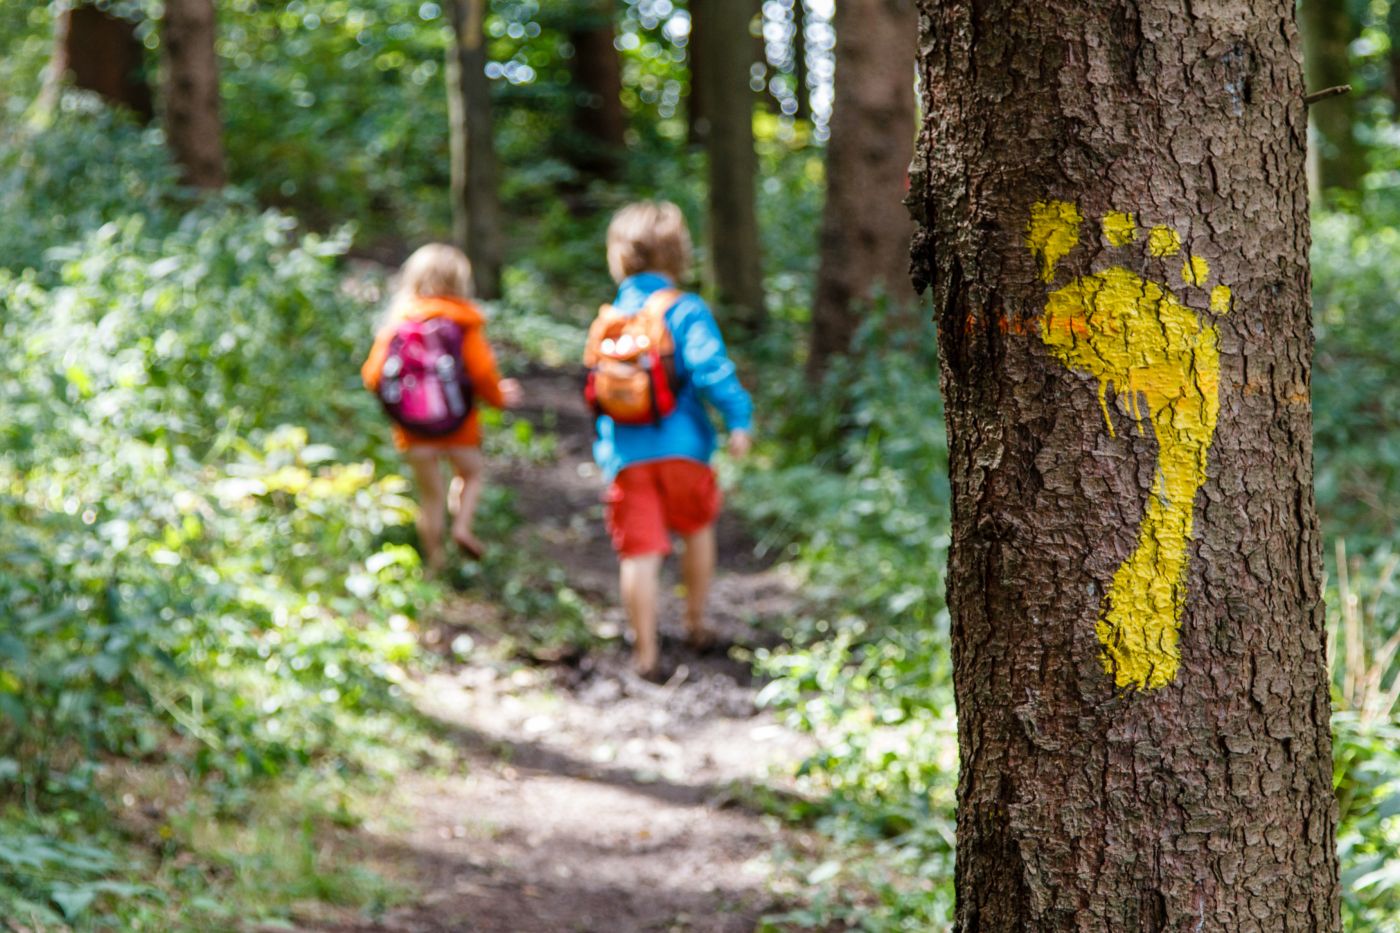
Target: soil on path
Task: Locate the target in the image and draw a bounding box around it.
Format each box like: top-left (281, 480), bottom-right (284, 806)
top-left (309, 367), bottom-right (816, 933)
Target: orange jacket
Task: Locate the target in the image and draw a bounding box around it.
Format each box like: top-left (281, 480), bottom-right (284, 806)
top-left (362, 295), bottom-right (506, 450)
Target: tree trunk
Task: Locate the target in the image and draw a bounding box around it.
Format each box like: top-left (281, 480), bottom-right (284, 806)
top-left (909, 1), bottom-right (1340, 929)
top-left (446, 0), bottom-right (504, 300)
top-left (162, 0), bottom-right (224, 189)
top-left (569, 0), bottom-right (626, 179)
top-left (1390, 0), bottom-right (1400, 111)
top-left (687, 3), bottom-right (709, 144)
top-left (694, 0), bottom-right (766, 334)
top-left (808, 0), bottom-right (917, 370)
top-left (43, 3), bottom-right (153, 122)
top-left (755, 0), bottom-right (778, 113)
top-left (1298, 0), bottom-right (1363, 192)
top-left (792, 0), bottom-right (812, 122)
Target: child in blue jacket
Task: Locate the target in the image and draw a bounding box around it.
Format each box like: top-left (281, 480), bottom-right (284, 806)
top-left (587, 201), bottom-right (754, 678)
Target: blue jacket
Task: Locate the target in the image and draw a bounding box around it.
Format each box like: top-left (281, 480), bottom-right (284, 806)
top-left (592, 273), bottom-right (754, 480)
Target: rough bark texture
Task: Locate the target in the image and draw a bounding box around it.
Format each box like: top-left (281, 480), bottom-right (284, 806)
top-left (1298, 0), bottom-right (1363, 192)
top-left (45, 4), bottom-right (153, 122)
top-left (569, 0), bottom-right (627, 178)
top-left (809, 0), bottom-right (918, 369)
top-left (694, 0), bottom-right (766, 334)
top-left (909, 1), bottom-right (1340, 929)
top-left (162, 0), bottom-right (224, 189)
top-left (447, 0), bottom-right (504, 300)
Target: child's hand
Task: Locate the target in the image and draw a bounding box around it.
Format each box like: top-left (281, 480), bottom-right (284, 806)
top-left (727, 429), bottom-right (752, 459)
top-left (499, 378), bottom-right (523, 408)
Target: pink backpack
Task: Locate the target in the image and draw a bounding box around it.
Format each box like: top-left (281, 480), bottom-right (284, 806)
top-left (376, 318), bottom-right (474, 436)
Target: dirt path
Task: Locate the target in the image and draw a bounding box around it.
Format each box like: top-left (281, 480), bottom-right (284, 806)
top-left (311, 368), bottom-right (815, 933)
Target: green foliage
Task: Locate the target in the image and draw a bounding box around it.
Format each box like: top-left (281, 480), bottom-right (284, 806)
top-left (0, 98), bottom-right (181, 277)
top-left (1312, 209), bottom-right (1400, 545)
top-left (0, 105), bottom-right (437, 925)
top-left (1330, 542), bottom-right (1400, 930)
top-left (734, 309), bottom-right (956, 928)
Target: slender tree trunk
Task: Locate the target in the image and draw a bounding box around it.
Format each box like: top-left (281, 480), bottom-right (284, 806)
top-left (755, 0), bottom-right (778, 113)
top-left (1299, 0), bottom-right (1364, 192)
top-left (162, 0), bottom-right (224, 189)
top-left (808, 0), bottom-right (917, 371)
top-left (910, 1), bottom-right (1339, 929)
top-left (446, 0), bottom-right (504, 300)
top-left (792, 0), bottom-right (811, 122)
top-left (687, 3), bottom-right (709, 144)
top-left (694, 0), bottom-right (766, 334)
top-left (569, 0), bottom-right (626, 179)
top-left (1390, 0), bottom-right (1400, 111)
top-left (42, 4), bottom-right (153, 122)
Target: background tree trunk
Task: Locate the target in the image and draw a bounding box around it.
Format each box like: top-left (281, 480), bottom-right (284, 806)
top-left (1388, 0), bottom-right (1400, 112)
top-left (1299, 0), bottom-right (1364, 193)
top-left (162, 0), bottom-right (224, 189)
top-left (909, 0), bottom-right (1340, 929)
top-left (687, 2), bottom-right (709, 145)
top-left (42, 3), bottom-right (153, 122)
top-left (569, 0), bottom-right (626, 179)
top-left (792, 0), bottom-right (811, 122)
top-left (447, 0), bottom-right (504, 300)
top-left (808, 0), bottom-right (917, 371)
top-left (755, 0), bottom-right (778, 113)
top-left (693, 0), bottom-right (766, 334)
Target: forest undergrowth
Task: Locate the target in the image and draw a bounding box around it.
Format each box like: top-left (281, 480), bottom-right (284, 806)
top-left (3, 79), bottom-right (1400, 933)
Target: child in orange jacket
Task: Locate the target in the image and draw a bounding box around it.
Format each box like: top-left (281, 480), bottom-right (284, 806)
top-left (362, 244), bottom-right (521, 572)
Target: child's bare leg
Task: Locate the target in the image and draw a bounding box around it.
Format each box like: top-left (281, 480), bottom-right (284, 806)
top-left (620, 553), bottom-right (664, 676)
top-left (445, 446), bottom-right (486, 556)
top-left (679, 524), bottom-right (716, 647)
top-left (406, 451), bottom-right (447, 574)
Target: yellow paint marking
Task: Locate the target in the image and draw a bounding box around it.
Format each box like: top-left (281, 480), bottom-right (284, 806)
top-left (1182, 255), bottom-right (1210, 286)
top-left (1030, 203), bottom-right (1226, 691)
top-left (1027, 200), bottom-right (1084, 281)
top-left (1147, 226), bottom-right (1182, 257)
top-left (1210, 285), bottom-right (1232, 315)
top-left (1102, 211), bottom-right (1137, 246)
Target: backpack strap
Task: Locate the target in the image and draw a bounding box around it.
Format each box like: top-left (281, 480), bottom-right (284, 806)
top-left (635, 288), bottom-right (683, 353)
top-left (583, 303), bottom-right (623, 368)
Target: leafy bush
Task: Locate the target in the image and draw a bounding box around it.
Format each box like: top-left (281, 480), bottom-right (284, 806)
top-left (1330, 541), bottom-right (1400, 931)
top-left (1311, 210), bottom-right (1400, 546)
top-left (733, 309), bottom-right (956, 927)
top-left (0, 107), bottom-right (439, 925)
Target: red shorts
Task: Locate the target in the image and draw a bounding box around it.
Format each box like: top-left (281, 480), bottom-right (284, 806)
top-left (605, 459), bottom-right (721, 557)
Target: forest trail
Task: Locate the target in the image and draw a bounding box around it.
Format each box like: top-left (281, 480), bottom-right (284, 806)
top-left (307, 367), bottom-right (817, 933)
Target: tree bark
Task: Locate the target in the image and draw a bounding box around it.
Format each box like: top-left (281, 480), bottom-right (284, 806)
top-left (1390, 0), bottom-right (1400, 111)
top-left (687, 2), bottom-right (710, 144)
top-left (43, 3), bottom-right (153, 122)
top-left (694, 0), bottom-right (766, 334)
top-left (162, 0), bottom-right (224, 189)
top-left (792, 0), bottom-right (812, 122)
top-left (755, 0), bottom-right (778, 113)
top-left (909, 1), bottom-right (1340, 929)
top-left (1298, 0), bottom-right (1363, 192)
top-left (569, 0), bottom-right (627, 179)
top-left (809, 0), bottom-right (917, 370)
top-left (446, 0), bottom-right (504, 300)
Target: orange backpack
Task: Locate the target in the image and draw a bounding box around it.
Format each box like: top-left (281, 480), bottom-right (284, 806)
top-left (583, 288), bottom-right (683, 425)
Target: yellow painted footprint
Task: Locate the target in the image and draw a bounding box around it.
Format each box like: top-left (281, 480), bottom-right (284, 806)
top-left (1027, 201), bottom-right (1231, 691)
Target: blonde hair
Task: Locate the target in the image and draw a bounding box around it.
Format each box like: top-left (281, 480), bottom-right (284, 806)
top-left (391, 243), bottom-right (474, 314)
top-left (606, 201), bottom-right (692, 283)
